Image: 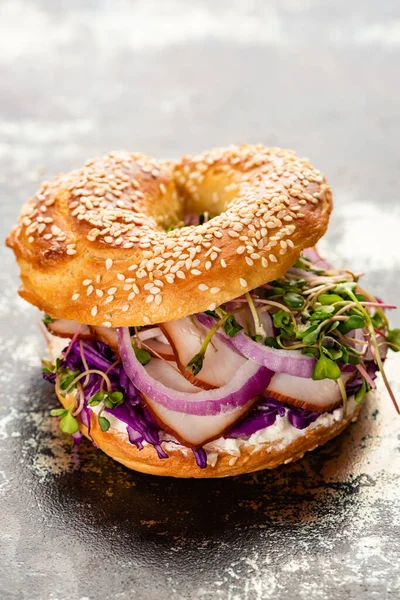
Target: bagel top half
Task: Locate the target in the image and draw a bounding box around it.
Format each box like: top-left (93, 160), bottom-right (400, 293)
top-left (6, 144), bottom-right (332, 327)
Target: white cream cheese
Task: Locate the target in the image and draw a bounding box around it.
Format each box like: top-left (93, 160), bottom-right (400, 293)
top-left (89, 397), bottom-right (358, 465)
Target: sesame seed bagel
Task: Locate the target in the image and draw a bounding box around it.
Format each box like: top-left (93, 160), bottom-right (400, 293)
top-left (7, 144), bottom-right (332, 327)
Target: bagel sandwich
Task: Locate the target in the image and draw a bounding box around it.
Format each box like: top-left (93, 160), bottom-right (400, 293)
top-left (6, 144), bottom-right (399, 477)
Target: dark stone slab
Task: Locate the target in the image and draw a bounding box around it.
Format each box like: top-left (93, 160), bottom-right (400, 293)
top-left (1, 1), bottom-right (399, 598)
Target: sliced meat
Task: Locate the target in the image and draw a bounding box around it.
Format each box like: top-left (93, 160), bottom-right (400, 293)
top-left (143, 359), bottom-right (257, 446)
top-left (46, 318), bottom-right (92, 339)
top-left (266, 371), bottom-right (355, 412)
top-left (161, 316), bottom-right (246, 389)
top-left (143, 338), bottom-right (176, 361)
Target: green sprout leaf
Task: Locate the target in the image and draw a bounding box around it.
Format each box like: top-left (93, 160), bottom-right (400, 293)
top-left (321, 337), bottom-right (343, 361)
top-left (387, 329), bottom-right (400, 351)
top-left (318, 294), bottom-right (343, 305)
top-left (301, 323), bottom-right (323, 346)
top-left (251, 334), bottom-right (263, 343)
top-left (338, 315), bottom-right (365, 334)
top-left (355, 293), bottom-right (367, 302)
top-left (264, 336), bottom-right (280, 349)
top-left (42, 357), bottom-right (61, 374)
top-left (186, 353), bottom-right (203, 376)
top-left (293, 258), bottom-right (310, 270)
top-left (355, 380), bottom-right (368, 403)
top-left (327, 320), bottom-right (340, 333)
top-left (43, 314), bottom-right (54, 324)
top-left (88, 391), bottom-right (106, 406)
top-left (98, 416), bottom-right (111, 432)
top-left (312, 353), bottom-right (341, 380)
top-left (50, 408), bottom-right (68, 417)
top-left (310, 305), bottom-right (335, 322)
top-left (371, 311), bottom-right (384, 329)
top-left (223, 315), bottom-right (243, 337)
top-left (59, 369), bottom-right (80, 391)
top-left (272, 309), bottom-right (295, 340)
top-left (133, 344), bottom-right (151, 366)
top-left (104, 391), bottom-right (124, 409)
top-left (301, 347), bottom-right (319, 358)
top-left (108, 391), bottom-right (124, 404)
top-left (60, 412), bottom-right (80, 434)
top-left (264, 287), bottom-right (285, 299)
top-left (347, 353), bottom-right (361, 365)
top-left (283, 292), bottom-right (304, 309)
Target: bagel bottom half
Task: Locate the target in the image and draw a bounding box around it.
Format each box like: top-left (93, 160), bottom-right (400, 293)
top-left (56, 389), bottom-right (361, 478)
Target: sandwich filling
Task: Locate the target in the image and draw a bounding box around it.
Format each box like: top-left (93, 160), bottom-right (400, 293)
top-left (42, 249), bottom-right (399, 469)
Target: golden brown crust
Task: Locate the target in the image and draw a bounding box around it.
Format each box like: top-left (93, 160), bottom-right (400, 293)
top-left (57, 389), bottom-right (360, 478)
top-left (7, 145), bottom-right (332, 327)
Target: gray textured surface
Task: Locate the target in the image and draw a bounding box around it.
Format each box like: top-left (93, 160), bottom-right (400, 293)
top-left (1, 1), bottom-right (400, 599)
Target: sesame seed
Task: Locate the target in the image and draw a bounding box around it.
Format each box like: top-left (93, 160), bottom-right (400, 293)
top-left (155, 295), bottom-right (162, 305)
top-left (240, 278), bottom-right (247, 287)
top-left (207, 302), bottom-right (217, 311)
top-left (91, 306), bottom-right (98, 317)
top-left (198, 284), bottom-right (209, 291)
top-left (102, 321), bottom-right (112, 328)
top-left (107, 287), bottom-right (117, 295)
top-left (236, 246), bottom-right (245, 255)
top-left (122, 304), bottom-right (130, 312)
top-left (210, 287), bottom-right (221, 294)
top-left (105, 296), bottom-right (114, 304)
top-left (86, 285), bottom-right (94, 296)
top-left (245, 257), bottom-right (254, 266)
top-left (117, 273), bottom-right (125, 281)
top-left (269, 254), bottom-right (278, 263)
top-left (71, 293), bottom-right (80, 301)
top-left (191, 269), bottom-right (202, 276)
top-left (105, 258), bottom-right (113, 270)
top-left (83, 279), bottom-right (92, 286)
top-left (261, 257), bottom-right (268, 268)
top-left (66, 248), bottom-right (77, 255)
top-left (96, 289), bottom-right (104, 297)
top-left (146, 295), bottom-right (154, 303)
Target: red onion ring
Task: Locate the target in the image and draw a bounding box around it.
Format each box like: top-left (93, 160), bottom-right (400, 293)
top-left (196, 314), bottom-right (315, 378)
top-left (118, 327), bottom-right (274, 416)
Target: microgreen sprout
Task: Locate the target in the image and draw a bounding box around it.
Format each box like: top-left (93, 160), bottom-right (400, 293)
top-left (50, 402), bottom-right (79, 434)
top-left (186, 311), bottom-right (233, 376)
top-left (254, 252), bottom-right (399, 414)
top-left (245, 292), bottom-right (265, 337)
top-left (131, 339), bottom-right (152, 366)
top-left (87, 389), bottom-right (124, 432)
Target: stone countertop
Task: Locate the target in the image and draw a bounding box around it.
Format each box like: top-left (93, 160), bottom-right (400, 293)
top-left (1, 1), bottom-right (399, 599)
